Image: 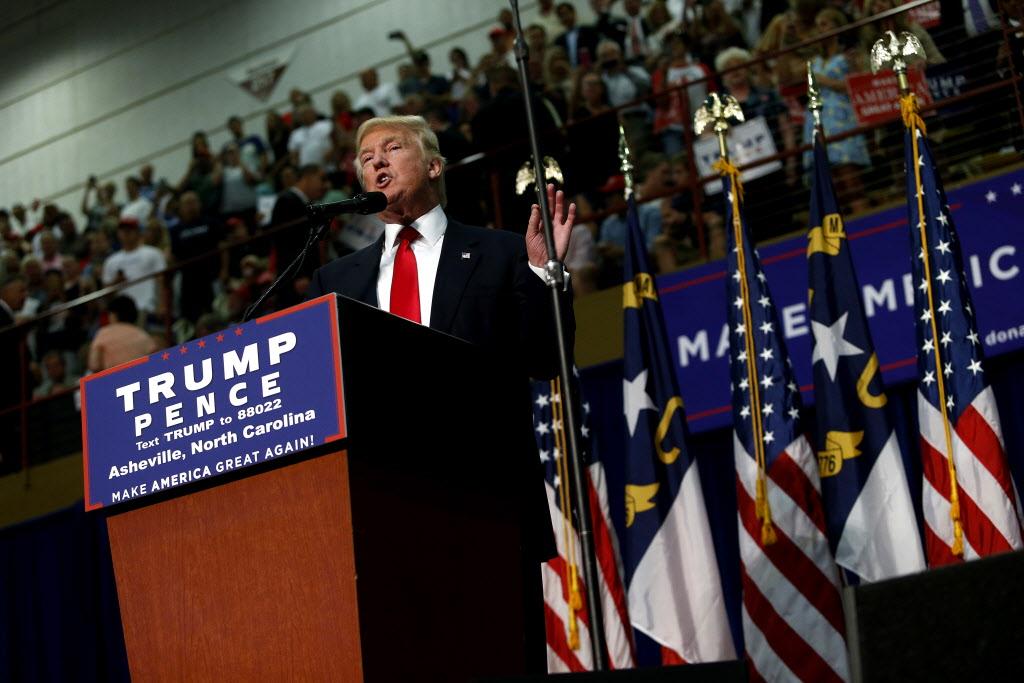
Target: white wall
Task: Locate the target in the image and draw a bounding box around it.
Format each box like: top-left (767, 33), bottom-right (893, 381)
top-left (0, 0), bottom-right (594, 218)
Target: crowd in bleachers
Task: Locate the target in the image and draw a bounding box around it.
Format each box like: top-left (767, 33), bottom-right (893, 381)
top-left (0, 0), bottom-right (1012, 406)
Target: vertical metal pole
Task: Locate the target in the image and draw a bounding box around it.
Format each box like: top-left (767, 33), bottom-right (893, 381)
top-left (508, 0), bottom-right (609, 671)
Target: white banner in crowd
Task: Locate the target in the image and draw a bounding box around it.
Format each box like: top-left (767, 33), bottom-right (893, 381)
top-left (693, 116), bottom-right (781, 195)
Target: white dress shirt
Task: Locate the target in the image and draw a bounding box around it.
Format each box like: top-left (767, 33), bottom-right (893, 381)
top-left (376, 204), bottom-right (560, 327)
top-left (377, 205), bottom-right (448, 325)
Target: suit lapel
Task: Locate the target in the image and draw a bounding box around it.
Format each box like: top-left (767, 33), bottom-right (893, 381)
top-left (348, 233), bottom-right (385, 306)
top-left (429, 220), bottom-right (481, 333)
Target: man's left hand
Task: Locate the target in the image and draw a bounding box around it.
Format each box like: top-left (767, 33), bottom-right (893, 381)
top-left (526, 184), bottom-right (576, 268)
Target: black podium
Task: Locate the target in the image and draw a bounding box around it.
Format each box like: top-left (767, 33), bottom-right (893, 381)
top-left (102, 295), bottom-right (544, 682)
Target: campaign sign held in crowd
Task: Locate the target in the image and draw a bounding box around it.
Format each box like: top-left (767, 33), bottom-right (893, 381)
top-left (81, 295), bottom-right (346, 510)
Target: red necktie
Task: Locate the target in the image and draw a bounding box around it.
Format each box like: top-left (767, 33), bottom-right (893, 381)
top-left (390, 226), bottom-right (421, 323)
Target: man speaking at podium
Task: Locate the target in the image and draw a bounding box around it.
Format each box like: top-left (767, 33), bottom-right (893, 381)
top-left (307, 115), bottom-right (575, 374)
top-left (306, 115), bottom-right (575, 667)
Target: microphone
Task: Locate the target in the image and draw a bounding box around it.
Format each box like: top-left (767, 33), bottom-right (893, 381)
top-left (306, 192), bottom-right (387, 217)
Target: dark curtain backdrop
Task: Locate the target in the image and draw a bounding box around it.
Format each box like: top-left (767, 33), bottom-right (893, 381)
top-left (0, 505), bottom-right (129, 682)
top-left (2, 351), bottom-right (1023, 679)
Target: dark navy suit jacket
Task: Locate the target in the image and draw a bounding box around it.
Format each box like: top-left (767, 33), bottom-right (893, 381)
top-left (306, 218), bottom-right (572, 381)
top-left (306, 218), bottom-right (574, 561)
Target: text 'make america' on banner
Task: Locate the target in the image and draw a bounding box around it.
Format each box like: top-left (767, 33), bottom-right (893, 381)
top-left (658, 167), bottom-right (1024, 434)
top-left (81, 295), bottom-right (346, 510)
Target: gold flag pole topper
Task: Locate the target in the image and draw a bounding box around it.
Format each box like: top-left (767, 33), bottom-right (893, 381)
top-left (872, 31), bottom-right (965, 556)
top-left (807, 61), bottom-right (823, 135)
top-left (618, 125), bottom-right (634, 198)
top-left (694, 95), bottom-right (777, 545)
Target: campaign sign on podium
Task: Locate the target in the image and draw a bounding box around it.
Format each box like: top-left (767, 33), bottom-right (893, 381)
top-left (81, 295), bottom-right (346, 510)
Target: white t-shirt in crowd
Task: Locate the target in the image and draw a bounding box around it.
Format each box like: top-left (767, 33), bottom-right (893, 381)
top-left (102, 244), bottom-right (167, 313)
top-left (287, 119), bottom-right (334, 167)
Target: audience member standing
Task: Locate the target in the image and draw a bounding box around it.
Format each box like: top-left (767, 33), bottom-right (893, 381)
top-left (652, 30), bottom-right (713, 156)
top-left (353, 68), bottom-right (405, 118)
top-left (102, 217), bottom-right (166, 318)
top-left (554, 2), bottom-right (602, 67)
top-left (172, 192), bottom-right (223, 325)
top-left (288, 105), bottom-right (335, 168)
top-left (87, 296), bottom-right (157, 372)
top-left (265, 164), bottom-right (328, 307)
top-left (119, 177), bottom-right (154, 225)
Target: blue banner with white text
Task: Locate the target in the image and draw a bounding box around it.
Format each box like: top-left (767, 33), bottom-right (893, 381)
top-left (660, 167), bottom-right (1024, 433)
top-left (81, 295), bottom-right (346, 509)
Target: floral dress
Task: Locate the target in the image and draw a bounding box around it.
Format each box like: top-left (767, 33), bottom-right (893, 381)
top-left (802, 53), bottom-right (870, 169)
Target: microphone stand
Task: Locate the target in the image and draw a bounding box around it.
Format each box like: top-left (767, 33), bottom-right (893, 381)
top-left (508, 0), bottom-right (608, 670)
top-left (242, 217), bottom-right (331, 323)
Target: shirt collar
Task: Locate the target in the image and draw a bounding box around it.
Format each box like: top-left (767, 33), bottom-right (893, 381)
top-left (290, 186), bottom-right (310, 204)
top-left (383, 204), bottom-right (447, 249)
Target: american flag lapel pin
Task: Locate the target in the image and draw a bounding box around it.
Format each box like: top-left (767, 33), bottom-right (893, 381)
top-left (461, 252), bottom-right (471, 259)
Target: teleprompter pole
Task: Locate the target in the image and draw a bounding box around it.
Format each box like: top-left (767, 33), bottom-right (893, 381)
top-left (507, 0), bottom-right (609, 671)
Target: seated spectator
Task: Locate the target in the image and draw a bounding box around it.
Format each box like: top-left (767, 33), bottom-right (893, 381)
top-left (655, 152), bottom-right (725, 271)
top-left (596, 39), bottom-right (652, 153)
top-left (33, 350), bottom-right (80, 399)
top-left (87, 296), bottom-right (158, 372)
top-left (804, 8), bottom-right (871, 213)
top-left (119, 176), bottom-right (154, 225)
top-left (20, 255), bottom-right (46, 317)
top-left (103, 217), bottom-right (167, 317)
top-left (652, 30), bottom-right (713, 156)
top-left (598, 152), bottom-right (673, 253)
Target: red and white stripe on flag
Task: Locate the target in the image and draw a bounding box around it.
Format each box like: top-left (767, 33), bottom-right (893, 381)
top-left (735, 434), bottom-right (850, 683)
top-left (543, 461), bottom-right (636, 672)
top-left (919, 387), bottom-right (1024, 565)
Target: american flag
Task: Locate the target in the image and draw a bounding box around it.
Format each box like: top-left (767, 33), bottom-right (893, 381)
top-left (903, 102), bottom-right (1024, 564)
top-left (621, 194), bottom-right (735, 664)
top-left (720, 160), bottom-right (849, 682)
top-left (807, 133), bottom-right (926, 582)
top-left (533, 375), bottom-right (637, 672)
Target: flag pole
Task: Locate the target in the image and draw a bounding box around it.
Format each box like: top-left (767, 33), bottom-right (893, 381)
top-left (872, 31), bottom-right (965, 556)
top-left (507, 0), bottom-right (609, 668)
top-left (696, 95), bottom-right (776, 545)
top-left (807, 61), bottom-right (824, 141)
